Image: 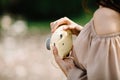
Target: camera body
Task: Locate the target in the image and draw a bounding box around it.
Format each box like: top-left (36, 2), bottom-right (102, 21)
top-left (46, 25), bottom-right (73, 59)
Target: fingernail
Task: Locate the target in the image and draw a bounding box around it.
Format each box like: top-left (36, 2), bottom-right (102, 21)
top-left (50, 22), bottom-right (53, 26)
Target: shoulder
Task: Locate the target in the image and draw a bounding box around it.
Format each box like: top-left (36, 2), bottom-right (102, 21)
top-left (93, 7), bottom-right (120, 35)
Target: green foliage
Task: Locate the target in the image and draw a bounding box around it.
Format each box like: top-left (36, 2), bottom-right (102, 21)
top-left (0, 0), bottom-right (97, 20)
top-left (0, 0), bottom-right (10, 6)
top-left (17, 0), bottom-right (84, 20)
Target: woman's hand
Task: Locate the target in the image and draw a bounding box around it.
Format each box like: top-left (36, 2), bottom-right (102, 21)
top-left (50, 17), bottom-right (83, 36)
top-left (52, 46), bottom-right (75, 76)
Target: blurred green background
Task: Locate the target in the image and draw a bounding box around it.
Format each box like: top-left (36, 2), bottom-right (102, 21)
top-left (0, 0), bottom-right (98, 30)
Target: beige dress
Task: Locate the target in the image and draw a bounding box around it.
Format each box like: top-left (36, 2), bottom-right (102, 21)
top-left (67, 19), bottom-right (120, 80)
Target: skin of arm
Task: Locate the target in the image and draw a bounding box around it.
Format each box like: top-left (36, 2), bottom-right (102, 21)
top-left (93, 7), bottom-right (120, 35)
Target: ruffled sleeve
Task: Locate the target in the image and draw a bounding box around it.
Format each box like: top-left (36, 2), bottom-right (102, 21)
top-left (67, 19), bottom-right (120, 80)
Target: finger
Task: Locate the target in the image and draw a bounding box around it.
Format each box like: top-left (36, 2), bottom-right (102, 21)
top-left (63, 17), bottom-right (75, 23)
top-left (63, 26), bottom-right (69, 30)
top-left (52, 46), bottom-right (64, 61)
top-left (52, 46), bottom-right (59, 57)
top-left (50, 22), bottom-right (58, 33)
top-left (52, 46), bottom-right (65, 64)
top-left (50, 22), bottom-right (54, 28)
top-left (75, 25), bottom-right (82, 31)
top-left (50, 22), bottom-right (54, 30)
top-left (63, 25), bottom-right (76, 31)
top-left (52, 17), bottom-right (71, 32)
top-left (63, 24), bottom-right (77, 31)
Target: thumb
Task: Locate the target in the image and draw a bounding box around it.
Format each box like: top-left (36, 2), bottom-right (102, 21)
top-left (52, 46), bottom-right (63, 63)
top-left (52, 46), bottom-right (59, 58)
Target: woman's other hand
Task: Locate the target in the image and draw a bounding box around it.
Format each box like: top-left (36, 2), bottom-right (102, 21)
top-left (52, 46), bottom-right (75, 76)
top-left (50, 17), bottom-right (83, 36)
